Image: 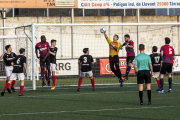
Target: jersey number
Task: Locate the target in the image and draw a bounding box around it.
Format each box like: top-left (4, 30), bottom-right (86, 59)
top-left (83, 57), bottom-right (87, 63)
top-left (17, 58), bottom-right (20, 64)
top-left (154, 56), bottom-right (160, 63)
top-left (169, 48), bottom-right (172, 54)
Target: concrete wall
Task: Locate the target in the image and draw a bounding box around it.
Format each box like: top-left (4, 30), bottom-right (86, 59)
top-left (0, 16), bottom-right (179, 59)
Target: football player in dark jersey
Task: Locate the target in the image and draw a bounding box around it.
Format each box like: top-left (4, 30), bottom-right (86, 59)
top-left (49, 39), bottom-right (58, 90)
top-left (77, 48), bottom-right (95, 91)
top-left (0, 45), bottom-right (17, 93)
top-left (35, 35), bottom-right (51, 87)
top-left (150, 46), bottom-right (162, 91)
top-left (1, 48), bottom-right (27, 96)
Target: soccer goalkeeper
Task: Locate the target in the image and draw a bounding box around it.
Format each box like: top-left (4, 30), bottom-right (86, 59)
top-left (101, 28), bottom-right (123, 87)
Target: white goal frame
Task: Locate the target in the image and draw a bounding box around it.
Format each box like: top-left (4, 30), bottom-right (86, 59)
top-left (15, 22), bottom-right (180, 90)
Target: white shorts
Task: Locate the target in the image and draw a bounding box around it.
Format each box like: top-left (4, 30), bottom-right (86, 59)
top-left (80, 71), bottom-right (93, 78)
top-left (153, 72), bottom-right (160, 78)
top-left (10, 73), bottom-right (25, 80)
top-left (50, 63), bottom-right (56, 71)
top-left (5, 66), bottom-right (13, 77)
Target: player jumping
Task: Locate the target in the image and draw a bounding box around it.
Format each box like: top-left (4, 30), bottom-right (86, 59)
top-left (0, 45), bottom-right (17, 93)
top-left (1, 48), bottom-right (27, 96)
top-left (150, 46), bottom-right (162, 91)
top-left (101, 28), bottom-right (123, 87)
top-left (120, 34), bottom-right (135, 81)
top-left (49, 39), bottom-right (58, 90)
top-left (77, 48), bottom-right (95, 91)
top-left (157, 37), bottom-right (175, 93)
top-left (35, 35), bottom-right (51, 87)
top-left (134, 44), bottom-right (153, 105)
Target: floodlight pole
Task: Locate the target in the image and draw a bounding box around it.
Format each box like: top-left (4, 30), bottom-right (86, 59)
top-left (136, 9), bottom-right (139, 55)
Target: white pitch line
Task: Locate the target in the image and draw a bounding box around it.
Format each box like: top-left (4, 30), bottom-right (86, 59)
top-left (0, 106), bottom-right (180, 117)
top-left (0, 91), bottom-right (137, 99)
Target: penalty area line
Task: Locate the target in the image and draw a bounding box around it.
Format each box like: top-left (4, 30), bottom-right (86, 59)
top-left (0, 106), bottom-right (180, 117)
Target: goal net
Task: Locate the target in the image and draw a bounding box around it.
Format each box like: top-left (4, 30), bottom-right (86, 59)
top-left (1, 23), bottom-right (180, 90)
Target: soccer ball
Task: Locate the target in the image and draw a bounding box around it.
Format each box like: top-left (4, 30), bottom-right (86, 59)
top-left (100, 27), bottom-right (106, 33)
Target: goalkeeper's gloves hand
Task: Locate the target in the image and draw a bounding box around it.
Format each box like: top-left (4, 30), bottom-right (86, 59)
top-left (100, 28), bottom-right (106, 34)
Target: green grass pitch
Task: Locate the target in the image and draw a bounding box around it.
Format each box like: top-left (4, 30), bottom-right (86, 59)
top-left (0, 77), bottom-right (180, 120)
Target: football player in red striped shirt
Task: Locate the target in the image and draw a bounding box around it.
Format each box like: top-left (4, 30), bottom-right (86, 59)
top-left (35, 35), bottom-right (51, 87)
top-left (157, 37), bottom-right (175, 93)
top-left (120, 34), bottom-right (135, 81)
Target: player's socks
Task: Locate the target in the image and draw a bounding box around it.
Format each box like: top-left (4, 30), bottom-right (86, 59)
top-left (20, 85), bottom-right (24, 94)
top-left (139, 91), bottom-right (143, 104)
top-left (91, 78), bottom-right (95, 90)
top-left (48, 70), bottom-right (51, 82)
top-left (6, 80), bottom-right (8, 84)
top-left (4, 83), bottom-right (10, 92)
top-left (147, 90), bottom-right (151, 103)
top-left (11, 80), bottom-right (16, 88)
top-left (52, 76), bottom-right (56, 86)
top-left (160, 78), bottom-right (164, 90)
top-left (125, 66), bottom-right (131, 77)
top-left (157, 79), bottom-right (161, 89)
top-left (44, 71), bottom-right (48, 82)
top-left (41, 72), bottom-right (45, 82)
top-left (78, 77), bottom-right (83, 88)
top-left (168, 77), bottom-right (172, 89)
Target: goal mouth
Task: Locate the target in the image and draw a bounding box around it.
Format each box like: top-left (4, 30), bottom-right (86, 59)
top-left (0, 23), bottom-right (180, 90)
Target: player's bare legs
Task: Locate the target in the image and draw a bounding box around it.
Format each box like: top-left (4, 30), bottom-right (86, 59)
top-left (51, 70), bottom-right (56, 90)
top-left (19, 80), bottom-right (25, 96)
top-left (138, 84), bottom-right (143, 105)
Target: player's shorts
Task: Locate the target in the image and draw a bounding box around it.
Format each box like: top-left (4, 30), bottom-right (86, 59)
top-left (80, 71), bottom-right (93, 78)
top-left (5, 66), bottom-right (13, 77)
top-left (126, 56), bottom-right (135, 64)
top-left (50, 63), bottom-right (56, 71)
top-left (137, 70), bottom-right (151, 84)
top-left (160, 63), bottom-right (173, 74)
top-left (109, 55), bottom-right (119, 64)
top-left (40, 56), bottom-right (50, 66)
top-left (10, 73), bottom-right (24, 80)
top-left (153, 72), bottom-right (160, 78)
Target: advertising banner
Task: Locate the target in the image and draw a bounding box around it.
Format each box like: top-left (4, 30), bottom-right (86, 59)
top-left (100, 58), bottom-right (135, 75)
top-left (78, 0), bottom-right (180, 9)
top-left (38, 59), bottom-right (79, 76)
top-left (173, 56), bottom-right (180, 72)
top-left (0, 0), bottom-right (77, 8)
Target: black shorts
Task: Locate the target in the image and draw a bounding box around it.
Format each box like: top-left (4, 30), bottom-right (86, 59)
top-left (126, 56), bottom-right (135, 64)
top-left (40, 56), bottom-right (50, 66)
top-left (160, 63), bottom-right (173, 74)
top-left (109, 55), bottom-right (119, 64)
top-left (137, 70), bottom-right (151, 84)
